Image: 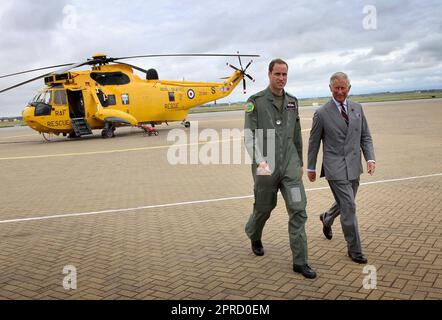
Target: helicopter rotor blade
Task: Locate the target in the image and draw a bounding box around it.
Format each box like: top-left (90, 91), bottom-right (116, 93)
top-left (117, 62), bottom-right (149, 74)
top-left (53, 60), bottom-right (92, 75)
top-left (245, 73), bottom-right (255, 82)
top-left (228, 64), bottom-right (240, 71)
top-left (0, 61), bottom-right (93, 93)
top-left (237, 52), bottom-right (244, 71)
top-left (0, 58), bottom-right (98, 80)
top-left (244, 60), bottom-right (253, 73)
top-left (0, 63), bottom-right (75, 79)
top-left (0, 73), bottom-right (51, 94)
top-left (242, 78), bottom-right (247, 94)
top-left (113, 53), bottom-right (259, 61)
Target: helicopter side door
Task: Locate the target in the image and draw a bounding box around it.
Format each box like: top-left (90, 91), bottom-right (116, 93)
top-left (66, 89), bottom-right (94, 136)
top-left (66, 89), bottom-right (85, 118)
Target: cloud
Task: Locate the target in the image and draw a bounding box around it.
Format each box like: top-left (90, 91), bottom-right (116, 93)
top-left (0, 0), bottom-right (441, 116)
top-left (0, 0), bottom-right (68, 31)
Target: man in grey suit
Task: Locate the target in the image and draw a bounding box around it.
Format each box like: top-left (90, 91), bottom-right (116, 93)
top-left (307, 72), bottom-right (376, 264)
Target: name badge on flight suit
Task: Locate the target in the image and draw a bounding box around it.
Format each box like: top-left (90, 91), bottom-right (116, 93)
top-left (287, 101), bottom-right (299, 122)
top-left (287, 102), bottom-right (296, 110)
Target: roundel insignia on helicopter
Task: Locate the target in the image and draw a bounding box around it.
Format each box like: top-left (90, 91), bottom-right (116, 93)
top-left (187, 89), bottom-right (195, 99)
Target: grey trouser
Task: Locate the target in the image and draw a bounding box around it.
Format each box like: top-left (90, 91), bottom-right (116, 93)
top-left (323, 179), bottom-right (363, 255)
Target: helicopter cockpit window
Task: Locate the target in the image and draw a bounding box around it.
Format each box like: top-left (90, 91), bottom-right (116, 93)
top-left (30, 91), bottom-right (50, 104)
top-left (44, 92), bottom-right (51, 104)
top-left (32, 91), bottom-right (52, 116)
top-left (30, 93), bottom-right (41, 104)
top-left (90, 72), bottom-right (130, 86)
top-left (53, 90), bottom-right (67, 105)
top-left (31, 90), bottom-right (52, 117)
top-left (35, 103), bottom-right (52, 116)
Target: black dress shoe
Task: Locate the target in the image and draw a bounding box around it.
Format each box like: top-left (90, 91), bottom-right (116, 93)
top-left (348, 252), bottom-right (368, 264)
top-left (251, 240), bottom-right (264, 256)
top-left (293, 264), bottom-right (317, 279)
top-left (320, 213), bottom-right (333, 240)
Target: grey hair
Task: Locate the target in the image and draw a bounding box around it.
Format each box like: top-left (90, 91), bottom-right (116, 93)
top-left (330, 72), bottom-right (351, 87)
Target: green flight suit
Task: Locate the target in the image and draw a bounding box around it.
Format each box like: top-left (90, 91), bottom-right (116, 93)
top-left (244, 87), bottom-right (308, 265)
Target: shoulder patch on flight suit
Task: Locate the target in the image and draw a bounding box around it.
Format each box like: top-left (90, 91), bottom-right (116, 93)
top-left (245, 102), bottom-right (255, 112)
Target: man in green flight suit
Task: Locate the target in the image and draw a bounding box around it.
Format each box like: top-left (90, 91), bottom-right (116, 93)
top-left (244, 58), bottom-right (316, 279)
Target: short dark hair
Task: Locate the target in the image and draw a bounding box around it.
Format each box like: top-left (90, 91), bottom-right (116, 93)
top-left (269, 58), bottom-right (288, 72)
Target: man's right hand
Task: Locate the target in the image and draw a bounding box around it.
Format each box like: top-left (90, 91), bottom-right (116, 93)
top-left (307, 171), bottom-right (316, 182)
top-left (257, 161), bottom-right (272, 176)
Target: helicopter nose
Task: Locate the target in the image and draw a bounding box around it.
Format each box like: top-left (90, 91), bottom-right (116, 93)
top-left (22, 105), bottom-right (34, 121)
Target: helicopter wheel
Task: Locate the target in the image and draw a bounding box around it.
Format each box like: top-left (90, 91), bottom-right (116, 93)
top-left (184, 121), bottom-right (191, 128)
top-left (101, 128), bottom-right (115, 139)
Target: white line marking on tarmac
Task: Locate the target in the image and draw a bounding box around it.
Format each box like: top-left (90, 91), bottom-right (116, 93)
top-left (0, 134), bottom-right (37, 141)
top-left (0, 129), bottom-right (311, 161)
top-left (0, 173), bottom-right (440, 225)
top-left (0, 118), bottom-right (311, 142)
top-left (202, 118), bottom-right (242, 122)
top-left (0, 139), bottom-right (242, 160)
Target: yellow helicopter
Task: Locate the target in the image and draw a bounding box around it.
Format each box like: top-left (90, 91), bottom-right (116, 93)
top-left (0, 53), bottom-right (258, 139)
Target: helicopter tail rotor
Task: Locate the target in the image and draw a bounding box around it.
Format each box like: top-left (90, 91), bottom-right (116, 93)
top-left (227, 52), bottom-right (255, 94)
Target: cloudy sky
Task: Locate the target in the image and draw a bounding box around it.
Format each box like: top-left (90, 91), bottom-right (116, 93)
top-left (0, 0), bottom-right (441, 116)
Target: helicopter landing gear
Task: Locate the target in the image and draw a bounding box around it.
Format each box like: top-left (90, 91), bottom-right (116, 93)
top-left (182, 120), bottom-right (191, 128)
top-left (42, 132), bottom-right (54, 142)
top-left (101, 123), bottom-right (116, 139)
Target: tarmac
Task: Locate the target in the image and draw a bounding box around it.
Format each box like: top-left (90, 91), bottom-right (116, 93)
top-left (0, 98), bottom-right (440, 300)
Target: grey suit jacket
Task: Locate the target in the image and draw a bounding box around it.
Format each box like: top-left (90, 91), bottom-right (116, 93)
top-left (307, 99), bottom-right (375, 181)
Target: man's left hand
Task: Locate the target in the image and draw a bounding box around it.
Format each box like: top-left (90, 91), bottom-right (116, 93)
top-left (307, 171), bottom-right (316, 182)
